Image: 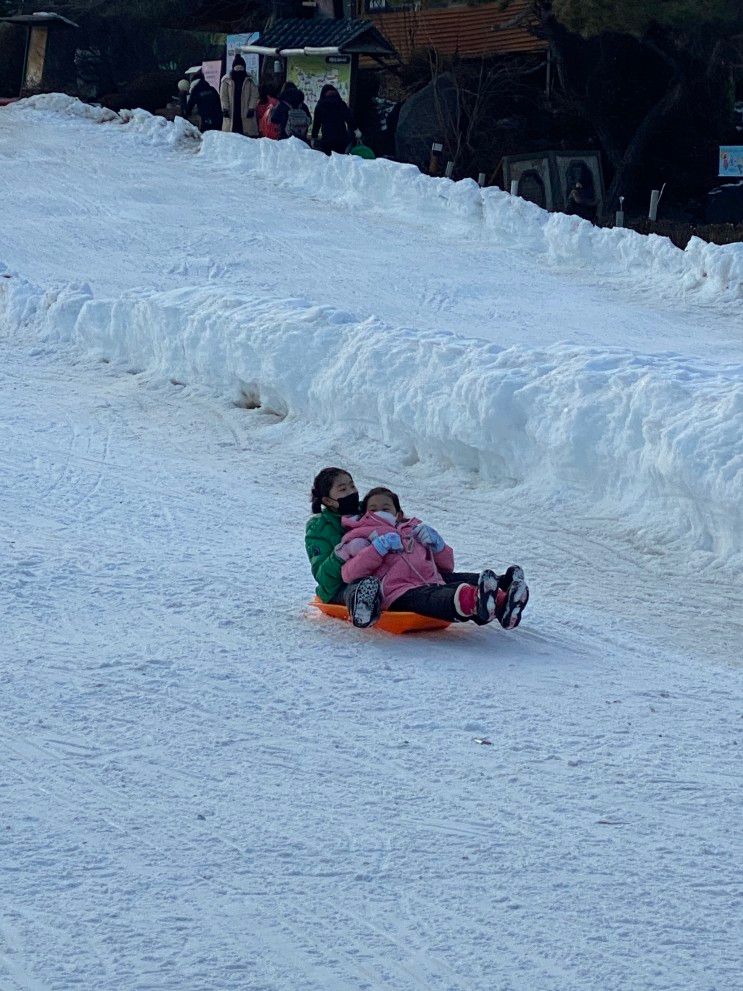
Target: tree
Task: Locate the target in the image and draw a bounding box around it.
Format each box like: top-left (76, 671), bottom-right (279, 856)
top-left (22, 1), bottom-right (271, 31)
top-left (552, 0), bottom-right (742, 40)
top-left (502, 0), bottom-right (743, 211)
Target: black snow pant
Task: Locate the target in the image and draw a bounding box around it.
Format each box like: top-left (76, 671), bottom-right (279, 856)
top-left (390, 571), bottom-right (508, 626)
top-left (441, 570), bottom-right (481, 586)
top-left (388, 583), bottom-right (464, 622)
top-left (333, 571), bottom-right (498, 624)
top-left (389, 571), bottom-right (493, 624)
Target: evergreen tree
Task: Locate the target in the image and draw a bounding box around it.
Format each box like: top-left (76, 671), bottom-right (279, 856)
top-left (553, 0), bottom-right (742, 39)
top-left (503, 0), bottom-right (743, 210)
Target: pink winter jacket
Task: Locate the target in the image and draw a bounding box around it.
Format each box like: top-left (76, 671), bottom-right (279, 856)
top-left (338, 512), bottom-right (455, 608)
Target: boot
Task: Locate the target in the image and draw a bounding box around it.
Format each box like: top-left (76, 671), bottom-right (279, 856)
top-left (348, 577), bottom-right (383, 629)
top-left (496, 566), bottom-right (529, 629)
top-left (475, 569), bottom-right (500, 623)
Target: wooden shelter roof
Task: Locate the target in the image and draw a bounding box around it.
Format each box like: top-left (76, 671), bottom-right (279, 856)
top-left (370, 1), bottom-right (545, 60)
top-left (0, 12), bottom-right (78, 30)
top-left (260, 17), bottom-right (396, 56)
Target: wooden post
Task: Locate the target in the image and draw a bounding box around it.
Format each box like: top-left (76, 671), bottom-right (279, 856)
top-left (477, 172), bottom-right (486, 187)
top-left (444, 161), bottom-right (454, 179)
top-left (510, 179), bottom-right (519, 196)
top-left (428, 142), bottom-right (443, 176)
top-left (24, 26), bottom-right (49, 92)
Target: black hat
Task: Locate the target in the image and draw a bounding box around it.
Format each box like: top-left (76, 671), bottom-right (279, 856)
top-left (232, 54), bottom-right (246, 68)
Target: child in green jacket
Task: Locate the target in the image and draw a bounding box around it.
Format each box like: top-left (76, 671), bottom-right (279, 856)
top-left (306, 467), bottom-right (382, 627)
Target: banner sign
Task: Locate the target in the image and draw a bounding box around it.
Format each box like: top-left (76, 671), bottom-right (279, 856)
top-left (287, 55), bottom-right (352, 115)
top-left (201, 60), bottom-right (222, 92)
top-left (226, 33), bottom-right (260, 84)
top-left (719, 146), bottom-right (743, 177)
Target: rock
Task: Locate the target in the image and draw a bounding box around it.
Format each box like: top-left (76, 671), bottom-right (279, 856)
top-left (395, 73), bottom-right (459, 172)
top-left (706, 182), bottom-right (743, 224)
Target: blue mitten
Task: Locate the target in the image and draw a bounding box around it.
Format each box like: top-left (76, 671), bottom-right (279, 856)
top-left (372, 531), bottom-right (403, 556)
top-left (413, 523), bottom-right (445, 553)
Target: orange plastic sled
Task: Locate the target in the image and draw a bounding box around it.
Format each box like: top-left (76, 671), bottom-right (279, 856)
top-left (312, 597), bottom-right (451, 634)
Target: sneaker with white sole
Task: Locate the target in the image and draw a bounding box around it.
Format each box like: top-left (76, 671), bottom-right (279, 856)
top-left (496, 565), bottom-right (529, 629)
top-left (475, 569), bottom-right (500, 623)
top-left (349, 577), bottom-right (383, 629)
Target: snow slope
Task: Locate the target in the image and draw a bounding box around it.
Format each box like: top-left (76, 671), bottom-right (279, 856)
top-left (1, 97), bottom-right (741, 571)
top-left (1, 97), bottom-right (742, 991)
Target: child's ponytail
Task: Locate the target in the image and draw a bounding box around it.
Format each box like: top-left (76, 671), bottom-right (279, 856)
top-left (310, 467), bottom-right (345, 514)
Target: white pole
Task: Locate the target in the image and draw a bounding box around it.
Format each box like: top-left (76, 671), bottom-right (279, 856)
top-left (648, 189), bottom-right (660, 221)
top-left (444, 161), bottom-right (454, 179)
top-left (615, 195), bottom-right (625, 227)
top-left (477, 172), bottom-right (486, 187)
top-left (510, 179), bottom-right (519, 196)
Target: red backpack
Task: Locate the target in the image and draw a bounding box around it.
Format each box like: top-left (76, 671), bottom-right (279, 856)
top-left (259, 97), bottom-right (280, 140)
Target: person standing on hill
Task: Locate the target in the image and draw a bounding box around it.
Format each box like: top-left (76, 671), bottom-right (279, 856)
top-left (257, 82), bottom-right (280, 139)
top-left (270, 82), bottom-right (312, 141)
top-left (220, 54), bottom-right (258, 137)
top-left (311, 84), bottom-right (354, 155)
top-left (185, 71), bottom-right (222, 132)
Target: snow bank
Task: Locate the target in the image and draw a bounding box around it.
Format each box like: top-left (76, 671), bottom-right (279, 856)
top-left (5, 95), bottom-right (742, 300)
top-left (199, 131), bottom-right (743, 304)
top-left (4, 93), bottom-right (200, 148)
top-left (2, 267), bottom-right (740, 568)
top-left (2, 96), bottom-right (740, 567)
top-left (116, 107), bottom-right (201, 148)
top-left (6, 92), bottom-right (120, 124)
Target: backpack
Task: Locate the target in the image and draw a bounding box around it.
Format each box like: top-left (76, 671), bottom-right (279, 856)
top-left (285, 107), bottom-right (310, 142)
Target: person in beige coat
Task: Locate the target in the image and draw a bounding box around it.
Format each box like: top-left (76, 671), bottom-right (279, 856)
top-left (220, 54), bottom-right (258, 137)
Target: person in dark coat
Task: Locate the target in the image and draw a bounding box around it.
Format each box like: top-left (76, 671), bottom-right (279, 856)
top-left (282, 81), bottom-right (311, 118)
top-left (185, 72), bottom-right (222, 132)
top-left (270, 82), bottom-right (312, 140)
top-left (311, 84), bottom-right (354, 155)
top-left (565, 182), bottom-right (597, 222)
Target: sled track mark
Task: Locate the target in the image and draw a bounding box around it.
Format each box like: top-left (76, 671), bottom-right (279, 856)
top-left (0, 916), bottom-right (53, 991)
top-left (2, 723), bottom-right (473, 990)
top-left (403, 887), bottom-right (578, 990)
top-left (1, 733), bottom-right (359, 990)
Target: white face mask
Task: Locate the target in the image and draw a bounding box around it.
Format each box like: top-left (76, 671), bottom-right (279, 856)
top-left (373, 510), bottom-right (397, 526)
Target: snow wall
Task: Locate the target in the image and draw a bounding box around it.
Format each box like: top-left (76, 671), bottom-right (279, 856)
top-left (1, 96), bottom-right (742, 570)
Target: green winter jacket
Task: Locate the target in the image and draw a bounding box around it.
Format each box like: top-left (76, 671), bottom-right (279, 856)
top-left (305, 508), bottom-right (345, 602)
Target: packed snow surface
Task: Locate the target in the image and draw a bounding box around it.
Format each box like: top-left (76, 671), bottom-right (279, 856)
top-left (1, 96), bottom-right (742, 991)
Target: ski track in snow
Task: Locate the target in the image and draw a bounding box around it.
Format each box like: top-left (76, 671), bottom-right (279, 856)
top-left (0, 99), bottom-right (741, 991)
top-left (2, 343), bottom-right (742, 991)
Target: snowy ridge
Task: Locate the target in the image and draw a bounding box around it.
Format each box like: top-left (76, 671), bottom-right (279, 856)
top-left (2, 266), bottom-right (740, 568)
top-left (5, 93), bottom-right (201, 148)
top-left (198, 128), bottom-right (743, 305)
top-left (6, 95), bottom-right (742, 301)
top-left (3, 93), bottom-right (743, 991)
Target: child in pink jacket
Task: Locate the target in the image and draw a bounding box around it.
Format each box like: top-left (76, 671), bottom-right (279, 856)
top-left (337, 487), bottom-right (529, 628)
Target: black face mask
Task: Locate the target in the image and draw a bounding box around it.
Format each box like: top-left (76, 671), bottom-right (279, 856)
top-left (335, 491), bottom-right (360, 515)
